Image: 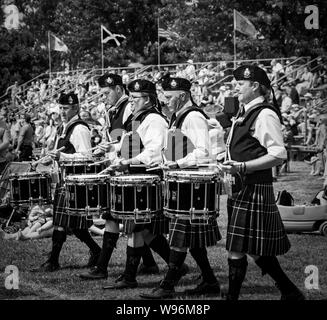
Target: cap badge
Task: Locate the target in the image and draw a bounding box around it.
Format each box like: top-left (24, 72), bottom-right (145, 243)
top-left (134, 82), bottom-right (140, 91)
top-left (170, 79), bottom-right (177, 88)
top-left (106, 77), bottom-right (113, 84)
top-left (68, 96), bottom-right (73, 104)
top-left (244, 68), bottom-right (251, 78)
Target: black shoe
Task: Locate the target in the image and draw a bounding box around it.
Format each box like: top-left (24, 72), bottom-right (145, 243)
top-left (103, 275), bottom-right (138, 289)
top-left (79, 266), bottom-right (108, 280)
top-left (31, 261), bottom-right (59, 272)
top-left (184, 281), bottom-right (221, 296)
top-left (85, 250), bottom-right (100, 268)
top-left (138, 263), bottom-right (160, 275)
top-left (140, 286), bottom-right (175, 299)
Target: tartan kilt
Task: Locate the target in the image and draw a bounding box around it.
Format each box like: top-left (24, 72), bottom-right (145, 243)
top-left (53, 186), bottom-right (93, 230)
top-left (168, 215), bottom-right (221, 249)
top-left (226, 183), bottom-right (291, 256)
top-left (122, 210), bottom-right (170, 235)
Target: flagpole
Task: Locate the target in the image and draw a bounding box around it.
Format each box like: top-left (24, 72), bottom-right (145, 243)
top-left (48, 31), bottom-right (52, 79)
top-left (101, 27), bottom-right (104, 73)
top-left (157, 12), bottom-right (160, 68)
top-left (233, 9), bottom-right (236, 69)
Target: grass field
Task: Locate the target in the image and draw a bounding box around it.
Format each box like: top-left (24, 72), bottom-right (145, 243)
top-left (0, 161), bottom-right (326, 300)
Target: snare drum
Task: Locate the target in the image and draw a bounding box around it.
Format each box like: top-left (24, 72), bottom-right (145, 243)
top-left (59, 158), bottom-right (105, 181)
top-left (163, 169), bottom-right (220, 224)
top-left (9, 172), bottom-right (52, 205)
top-left (64, 174), bottom-right (110, 219)
top-left (110, 174), bottom-right (162, 223)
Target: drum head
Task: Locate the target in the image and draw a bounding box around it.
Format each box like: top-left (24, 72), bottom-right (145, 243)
top-left (166, 169), bottom-right (218, 181)
top-left (9, 172), bottom-right (49, 179)
top-left (60, 158), bottom-right (98, 166)
top-left (111, 174), bottom-right (160, 184)
top-left (65, 173), bottom-right (110, 182)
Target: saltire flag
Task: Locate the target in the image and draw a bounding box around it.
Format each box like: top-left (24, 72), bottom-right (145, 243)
top-left (234, 9), bottom-right (259, 39)
top-left (158, 28), bottom-right (180, 41)
top-left (185, 0), bottom-right (199, 6)
top-left (49, 32), bottom-right (69, 52)
top-left (101, 25), bottom-right (126, 47)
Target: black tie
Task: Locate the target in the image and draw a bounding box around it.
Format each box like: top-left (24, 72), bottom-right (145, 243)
top-left (238, 105), bottom-right (245, 117)
top-left (169, 113), bottom-right (177, 128)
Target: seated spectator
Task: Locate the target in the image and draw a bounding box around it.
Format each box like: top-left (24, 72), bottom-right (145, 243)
top-left (271, 59), bottom-right (284, 82)
top-left (296, 66), bottom-right (314, 95)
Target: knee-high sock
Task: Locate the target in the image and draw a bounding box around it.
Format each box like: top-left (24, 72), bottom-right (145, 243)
top-left (96, 231), bottom-right (119, 272)
top-left (48, 229), bottom-right (67, 265)
top-left (189, 247), bottom-right (217, 284)
top-left (72, 229), bottom-right (101, 255)
top-left (123, 246), bottom-right (144, 282)
top-left (141, 243), bottom-right (157, 267)
top-left (160, 250), bottom-right (187, 290)
top-left (227, 256), bottom-right (248, 300)
top-left (255, 256), bottom-right (299, 294)
top-left (148, 234), bottom-right (170, 264)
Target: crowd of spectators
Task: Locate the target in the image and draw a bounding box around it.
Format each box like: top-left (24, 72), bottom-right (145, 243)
top-left (0, 57), bottom-right (326, 204)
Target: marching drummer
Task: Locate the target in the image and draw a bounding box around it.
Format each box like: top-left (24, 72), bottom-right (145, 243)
top-left (141, 77), bottom-right (222, 299)
top-left (80, 74), bottom-right (160, 280)
top-left (34, 92), bottom-right (101, 272)
top-left (101, 79), bottom-right (178, 290)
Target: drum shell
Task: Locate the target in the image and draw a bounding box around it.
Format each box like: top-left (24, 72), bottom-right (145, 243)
top-left (64, 174), bottom-right (110, 215)
top-left (110, 174), bottom-right (162, 221)
top-left (163, 169), bottom-right (220, 220)
top-left (9, 172), bottom-right (52, 205)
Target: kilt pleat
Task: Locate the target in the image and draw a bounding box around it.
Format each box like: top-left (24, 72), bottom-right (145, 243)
top-left (168, 216), bottom-right (221, 249)
top-left (122, 211), bottom-right (169, 235)
top-left (53, 187), bottom-right (93, 230)
top-left (226, 183), bottom-right (291, 256)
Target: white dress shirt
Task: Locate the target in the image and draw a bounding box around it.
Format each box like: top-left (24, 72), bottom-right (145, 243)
top-left (244, 96), bottom-right (287, 160)
top-left (175, 101), bottom-right (211, 168)
top-left (57, 115), bottom-right (92, 161)
top-left (135, 113), bottom-right (168, 166)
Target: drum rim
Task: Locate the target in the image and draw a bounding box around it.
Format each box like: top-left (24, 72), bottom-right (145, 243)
top-left (9, 172), bottom-right (51, 178)
top-left (110, 174), bottom-right (161, 183)
top-left (65, 174), bottom-right (111, 181)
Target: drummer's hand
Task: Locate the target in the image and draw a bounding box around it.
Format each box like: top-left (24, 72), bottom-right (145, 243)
top-left (92, 148), bottom-right (105, 156)
top-left (110, 159), bottom-right (129, 171)
top-left (219, 160), bottom-right (242, 175)
top-left (40, 156), bottom-right (53, 166)
top-left (165, 161), bottom-right (179, 169)
top-left (98, 142), bottom-right (115, 153)
top-left (47, 150), bottom-right (61, 161)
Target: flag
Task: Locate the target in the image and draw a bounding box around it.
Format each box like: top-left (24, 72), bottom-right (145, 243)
top-left (234, 9), bottom-right (258, 39)
top-left (185, 0), bottom-right (199, 6)
top-left (158, 28), bottom-right (180, 41)
top-left (101, 25), bottom-right (126, 47)
top-left (49, 32), bottom-right (68, 52)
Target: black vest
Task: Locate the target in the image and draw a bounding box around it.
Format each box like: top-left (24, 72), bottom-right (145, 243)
top-left (121, 107), bottom-right (167, 175)
top-left (57, 119), bottom-right (90, 154)
top-left (107, 96), bottom-right (129, 142)
top-left (166, 107), bottom-right (208, 161)
top-left (230, 103), bottom-right (280, 184)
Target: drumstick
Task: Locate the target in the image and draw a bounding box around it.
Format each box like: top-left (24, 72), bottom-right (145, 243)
top-left (84, 140), bottom-right (120, 153)
top-left (88, 158), bottom-right (111, 166)
top-left (32, 146), bottom-right (65, 166)
top-left (146, 165), bottom-right (168, 171)
top-left (98, 166), bottom-right (114, 175)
